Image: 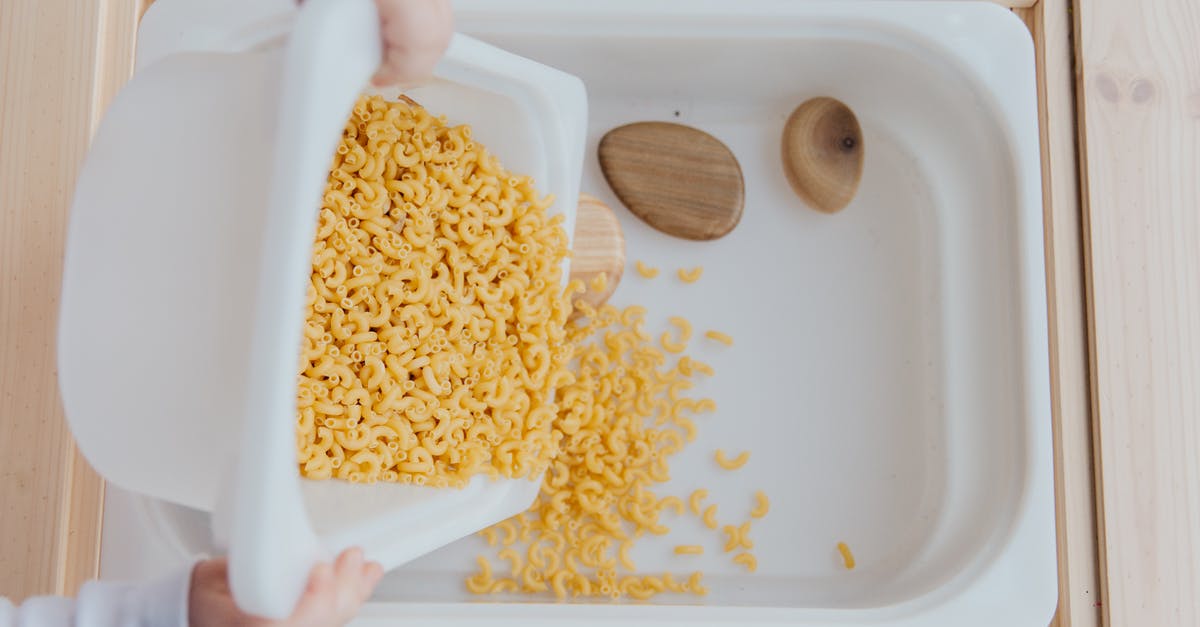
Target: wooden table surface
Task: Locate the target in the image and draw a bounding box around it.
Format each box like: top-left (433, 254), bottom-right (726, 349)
top-left (1077, 1), bottom-right (1200, 625)
top-left (0, 1), bottom-right (1196, 625)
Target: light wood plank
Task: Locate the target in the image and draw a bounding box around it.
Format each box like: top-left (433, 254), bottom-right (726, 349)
top-left (1015, 2), bottom-right (1101, 625)
top-left (1077, 1), bottom-right (1200, 626)
top-left (0, 0), bottom-right (142, 599)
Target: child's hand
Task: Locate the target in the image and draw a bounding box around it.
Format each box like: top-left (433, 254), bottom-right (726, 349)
top-left (189, 548), bottom-right (384, 627)
top-left (372, 0), bottom-right (454, 87)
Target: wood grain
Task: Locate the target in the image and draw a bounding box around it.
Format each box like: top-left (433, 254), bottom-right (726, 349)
top-left (0, 0), bottom-right (142, 600)
top-left (570, 194), bottom-right (625, 311)
top-left (599, 121), bottom-right (744, 241)
top-left (1014, 2), bottom-right (1103, 626)
top-left (781, 97), bottom-right (864, 214)
top-left (1077, 1), bottom-right (1200, 626)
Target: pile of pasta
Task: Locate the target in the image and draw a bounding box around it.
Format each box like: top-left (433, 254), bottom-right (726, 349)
top-left (465, 299), bottom-right (766, 600)
top-left (296, 95), bottom-right (574, 486)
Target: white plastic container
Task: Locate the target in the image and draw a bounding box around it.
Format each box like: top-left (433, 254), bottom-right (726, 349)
top-left (59, 0), bottom-right (585, 617)
top-left (93, 1), bottom-right (1058, 625)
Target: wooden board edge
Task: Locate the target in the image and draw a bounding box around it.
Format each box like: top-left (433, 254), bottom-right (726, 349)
top-left (1013, 1), bottom-right (1102, 626)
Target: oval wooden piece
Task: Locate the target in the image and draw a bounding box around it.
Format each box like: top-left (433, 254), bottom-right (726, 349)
top-left (598, 122), bottom-right (744, 241)
top-left (781, 97), bottom-right (864, 213)
top-left (569, 194), bottom-right (625, 312)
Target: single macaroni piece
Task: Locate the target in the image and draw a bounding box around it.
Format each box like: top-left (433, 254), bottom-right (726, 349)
top-left (297, 95), bottom-right (573, 486)
top-left (736, 522), bottom-right (754, 549)
top-left (702, 504), bottom-right (720, 530)
top-left (635, 260), bottom-right (660, 278)
top-left (677, 266), bottom-right (703, 283)
top-left (704, 330), bottom-right (734, 346)
top-left (688, 489), bottom-right (708, 516)
top-left (715, 449), bottom-right (751, 470)
top-left (589, 272), bottom-right (608, 293)
top-left (674, 544), bottom-right (704, 555)
top-left (668, 316), bottom-right (693, 342)
top-left (750, 491), bottom-right (770, 518)
top-left (497, 547), bottom-right (523, 577)
top-left (660, 317), bottom-right (692, 354)
top-left (465, 556), bottom-right (494, 593)
top-left (657, 496), bottom-right (685, 515)
top-left (721, 525), bottom-right (739, 552)
top-left (837, 542), bottom-right (856, 570)
top-left (732, 552), bottom-right (757, 572)
top-left (618, 539), bottom-right (637, 570)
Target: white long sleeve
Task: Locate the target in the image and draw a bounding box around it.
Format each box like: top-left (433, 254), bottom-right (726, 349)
top-left (0, 564), bottom-right (192, 627)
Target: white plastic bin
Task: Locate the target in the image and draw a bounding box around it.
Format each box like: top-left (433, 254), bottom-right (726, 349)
top-left (92, 1), bottom-right (1057, 625)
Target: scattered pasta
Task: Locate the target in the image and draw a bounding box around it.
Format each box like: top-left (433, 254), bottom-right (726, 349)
top-left (750, 491), bottom-right (770, 518)
top-left (677, 266), bottom-right (703, 283)
top-left (715, 449), bottom-right (751, 470)
top-left (467, 302), bottom-right (720, 600)
top-left (297, 95), bottom-right (572, 486)
top-left (704, 330), bottom-right (734, 346)
top-left (837, 542), bottom-right (856, 570)
top-left (635, 260), bottom-right (660, 278)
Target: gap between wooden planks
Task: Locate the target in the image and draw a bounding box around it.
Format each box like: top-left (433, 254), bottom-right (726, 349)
top-left (1, 0), bottom-right (1097, 619)
top-left (1013, 2), bottom-right (1102, 626)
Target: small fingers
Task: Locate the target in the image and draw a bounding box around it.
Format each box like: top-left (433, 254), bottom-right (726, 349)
top-left (334, 547), bottom-right (365, 577)
top-left (360, 561), bottom-right (385, 603)
top-left (308, 561), bottom-right (335, 592)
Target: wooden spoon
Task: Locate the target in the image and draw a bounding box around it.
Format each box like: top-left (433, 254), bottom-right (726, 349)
top-left (569, 194), bottom-right (625, 311)
top-left (781, 97), bottom-right (864, 213)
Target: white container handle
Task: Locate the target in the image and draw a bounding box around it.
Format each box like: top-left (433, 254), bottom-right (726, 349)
top-left (226, 0), bottom-right (382, 618)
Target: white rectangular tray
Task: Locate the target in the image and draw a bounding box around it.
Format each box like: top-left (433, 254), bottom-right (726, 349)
top-left (110, 1), bottom-right (1056, 625)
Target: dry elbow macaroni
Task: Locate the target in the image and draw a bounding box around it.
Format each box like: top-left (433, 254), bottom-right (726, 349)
top-left (837, 542), bottom-right (856, 570)
top-left (297, 95), bottom-right (573, 485)
top-left (634, 261), bottom-right (659, 278)
top-left (733, 552), bottom-right (757, 572)
top-left (750, 490), bottom-right (770, 518)
top-left (715, 449), bottom-right (751, 470)
top-left (704, 330), bottom-right (734, 346)
top-left (676, 266), bottom-right (703, 283)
